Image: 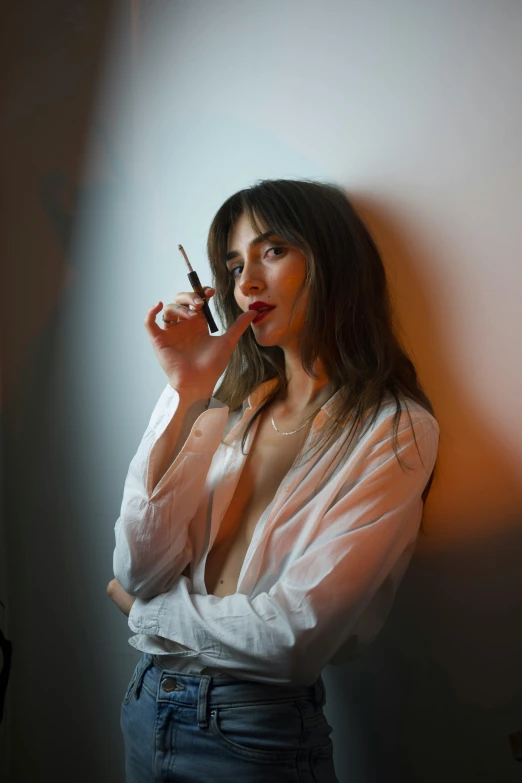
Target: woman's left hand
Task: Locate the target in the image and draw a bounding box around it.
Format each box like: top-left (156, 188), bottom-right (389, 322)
top-left (107, 578), bottom-right (136, 616)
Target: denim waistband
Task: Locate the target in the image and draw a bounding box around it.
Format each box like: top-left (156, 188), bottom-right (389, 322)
top-left (131, 653), bottom-right (326, 729)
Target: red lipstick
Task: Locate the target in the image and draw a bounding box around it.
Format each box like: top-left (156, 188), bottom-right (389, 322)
top-left (248, 301), bottom-right (276, 324)
top-left (178, 244), bottom-right (218, 333)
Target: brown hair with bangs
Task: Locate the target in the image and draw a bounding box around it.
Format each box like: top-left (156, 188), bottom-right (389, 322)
top-left (207, 178), bottom-right (436, 504)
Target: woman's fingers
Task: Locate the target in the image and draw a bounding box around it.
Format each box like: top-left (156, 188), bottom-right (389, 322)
top-left (144, 301), bottom-right (164, 338)
top-left (145, 287), bottom-right (216, 335)
top-left (173, 287), bottom-right (215, 309)
top-left (224, 309), bottom-right (258, 344)
top-left (162, 303), bottom-right (197, 323)
top-left (163, 287), bottom-right (216, 324)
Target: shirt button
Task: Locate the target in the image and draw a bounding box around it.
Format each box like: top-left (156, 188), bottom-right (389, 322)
top-left (194, 429), bottom-right (202, 437)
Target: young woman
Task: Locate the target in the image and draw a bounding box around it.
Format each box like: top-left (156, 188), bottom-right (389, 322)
top-left (108, 179), bottom-right (439, 782)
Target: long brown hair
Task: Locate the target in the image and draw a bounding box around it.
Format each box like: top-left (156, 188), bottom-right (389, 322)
top-left (207, 179), bottom-right (436, 502)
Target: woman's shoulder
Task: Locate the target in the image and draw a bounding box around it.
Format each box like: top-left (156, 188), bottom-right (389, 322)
top-left (353, 393), bottom-right (440, 450)
top-left (330, 388), bottom-right (438, 431)
top-left (383, 393), bottom-right (438, 423)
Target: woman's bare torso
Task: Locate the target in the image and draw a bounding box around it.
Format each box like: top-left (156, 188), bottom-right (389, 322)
top-left (204, 407), bottom-right (310, 597)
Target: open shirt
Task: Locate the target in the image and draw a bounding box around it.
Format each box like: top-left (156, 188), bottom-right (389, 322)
top-left (113, 379), bottom-right (439, 685)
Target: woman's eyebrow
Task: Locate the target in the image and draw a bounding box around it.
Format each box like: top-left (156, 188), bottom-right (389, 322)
top-left (225, 230), bottom-right (280, 263)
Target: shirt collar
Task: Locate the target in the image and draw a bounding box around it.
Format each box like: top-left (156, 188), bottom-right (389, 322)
top-left (245, 378), bottom-right (279, 411)
top-left (245, 378), bottom-right (345, 422)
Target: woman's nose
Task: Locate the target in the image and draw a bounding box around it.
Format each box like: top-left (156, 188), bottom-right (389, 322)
top-left (238, 270), bottom-right (264, 296)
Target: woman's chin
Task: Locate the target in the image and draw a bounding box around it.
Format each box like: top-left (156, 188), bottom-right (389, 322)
top-left (252, 331), bottom-right (281, 348)
top-left (250, 323), bottom-right (288, 349)
top-left (253, 335), bottom-right (277, 347)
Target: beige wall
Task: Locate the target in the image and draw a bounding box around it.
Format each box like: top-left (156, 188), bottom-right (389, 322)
top-left (2, 1), bottom-right (521, 780)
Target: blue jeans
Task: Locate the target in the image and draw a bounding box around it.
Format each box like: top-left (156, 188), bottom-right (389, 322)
top-left (120, 653), bottom-right (338, 782)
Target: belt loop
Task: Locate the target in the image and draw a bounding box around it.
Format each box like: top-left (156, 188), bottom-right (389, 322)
top-left (197, 676), bottom-right (211, 728)
top-left (313, 675), bottom-right (326, 708)
top-left (135, 653), bottom-right (154, 700)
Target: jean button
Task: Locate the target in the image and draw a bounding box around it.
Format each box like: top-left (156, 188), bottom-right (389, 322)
top-left (162, 677), bottom-right (184, 692)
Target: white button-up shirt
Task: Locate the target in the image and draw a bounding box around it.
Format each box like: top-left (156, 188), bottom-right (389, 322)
top-left (114, 379), bottom-right (439, 685)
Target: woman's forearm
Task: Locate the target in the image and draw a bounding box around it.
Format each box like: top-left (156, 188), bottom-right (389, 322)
top-left (149, 386), bottom-right (213, 491)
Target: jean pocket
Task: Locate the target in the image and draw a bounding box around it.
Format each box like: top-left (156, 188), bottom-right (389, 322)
top-left (210, 700), bottom-right (301, 765)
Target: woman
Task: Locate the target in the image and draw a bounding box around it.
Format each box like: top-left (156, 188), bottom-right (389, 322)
top-left (108, 179), bottom-right (439, 782)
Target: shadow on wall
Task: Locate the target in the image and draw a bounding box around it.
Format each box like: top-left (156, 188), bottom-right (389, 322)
top-left (322, 196), bottom-right (522, 782)
top-left (358, 196), bottom-right (521, 708)
top-left (0, 0), bottom-right (120, 412)
top-left (0, 3), bottom-right (126, 781)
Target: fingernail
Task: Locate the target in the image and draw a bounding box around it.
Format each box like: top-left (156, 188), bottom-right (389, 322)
top-left (194, 297), bottom-right (203, 304)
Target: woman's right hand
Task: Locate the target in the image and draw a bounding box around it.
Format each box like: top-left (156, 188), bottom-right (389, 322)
top-left (144, 287), bottom-right (257, 393)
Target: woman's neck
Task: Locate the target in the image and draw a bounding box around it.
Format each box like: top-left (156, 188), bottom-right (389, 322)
top-left (276, 354), bottom-right (337, 414)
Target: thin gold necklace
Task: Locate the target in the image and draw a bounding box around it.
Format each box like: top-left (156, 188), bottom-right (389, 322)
top-left (271, 408), bottom-right (320, 436)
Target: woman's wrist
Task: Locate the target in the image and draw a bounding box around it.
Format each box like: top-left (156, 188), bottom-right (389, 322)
top-left (169, 382), bottom-right (214, 404)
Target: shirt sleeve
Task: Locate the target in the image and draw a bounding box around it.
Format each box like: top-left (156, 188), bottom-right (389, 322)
top-left (113, 384), bottom-right (229, 599)
top-left (127, 408), bottom-right (439, 684)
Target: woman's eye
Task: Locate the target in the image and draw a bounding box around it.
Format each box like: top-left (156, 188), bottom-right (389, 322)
top-left (267, 246), bottom-right (285, 257)
top-left (228, 247), bottom-right (285, 278)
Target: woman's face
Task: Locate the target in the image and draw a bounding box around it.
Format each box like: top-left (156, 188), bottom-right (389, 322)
top-left (226, 213), bottom-right (309, 350)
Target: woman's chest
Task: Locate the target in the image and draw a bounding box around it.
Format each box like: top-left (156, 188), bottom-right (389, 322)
top-left (240, 422), bottom-right (306, 523)
top-left (204, 415), bottom-right (308, 595)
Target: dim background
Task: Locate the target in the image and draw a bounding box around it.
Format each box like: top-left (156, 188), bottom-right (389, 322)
top-left (1, 1), bottom-right (521, 781)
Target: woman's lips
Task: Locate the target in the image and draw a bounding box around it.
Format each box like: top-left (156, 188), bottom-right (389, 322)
top-left (252, 307), bottom-right (275, 324)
